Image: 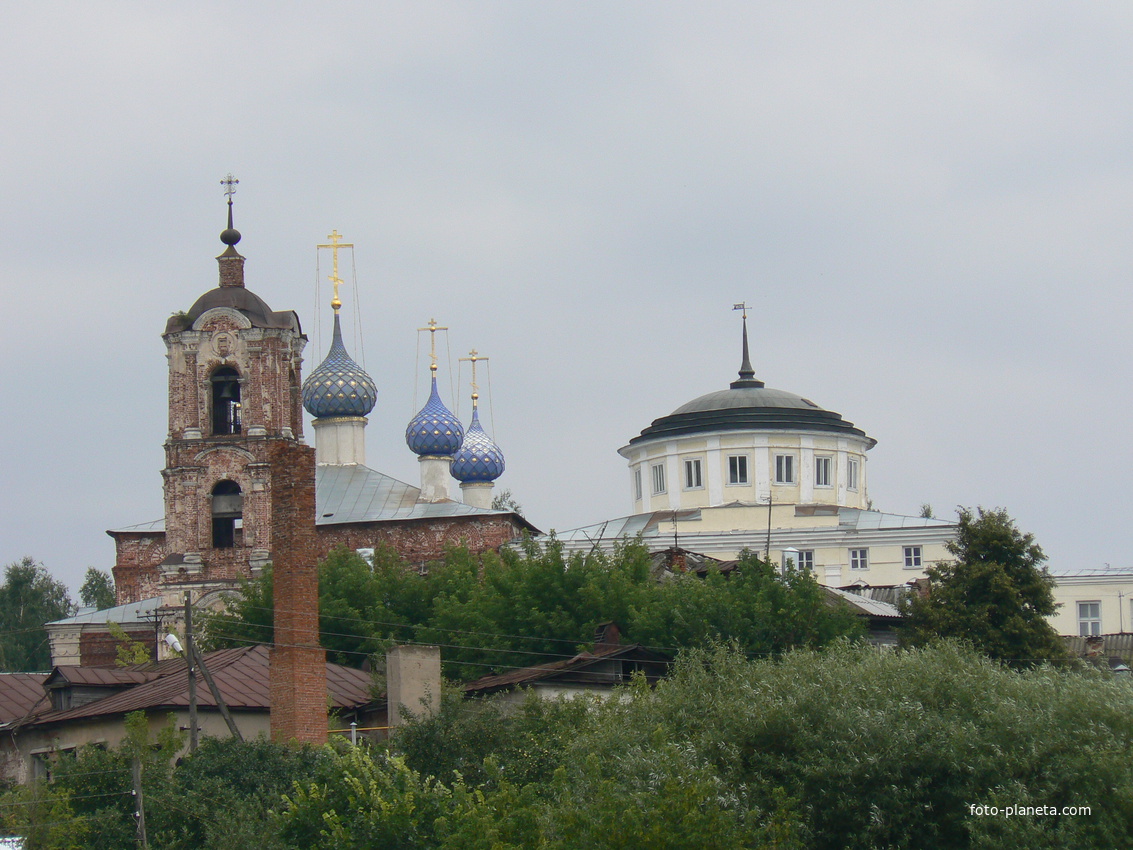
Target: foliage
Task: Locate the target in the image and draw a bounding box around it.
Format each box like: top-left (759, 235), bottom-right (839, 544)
top-left (629, 553), bottom-right (862, 656)
top-left (394, 685), bottom-right (593, 790)
top-left (78, 567), bottom-right (116, 610)
top-left (106, 621), bottom-right (152, 666)
top-left (208, 541), bottom-right (860, 680)
top-left (489, 489), bottom-right (524, 516)
top-left (147, 737), bottom-right (332, 850)
top-left (8, 644), bottom-right (1133, 847)
top-left (0, 557), bottom-right (75, 672)
top-left (901, 507), bottom-right (1067, 664)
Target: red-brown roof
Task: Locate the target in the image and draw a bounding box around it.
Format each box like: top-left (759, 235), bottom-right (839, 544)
top-left (13, 645), bottom-right (375, 729)
top-left (0, 674), bottom-right (49, 724)
top-left (463, 644), bottom-right (672, 695)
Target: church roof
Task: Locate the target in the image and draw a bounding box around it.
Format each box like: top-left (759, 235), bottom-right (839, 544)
top-left (626, 313), bottom-right (876, 448)
top-left (629, 385), bottom-right (875, 447)
top-left (302, 313), bottom-right (378, 418)
top-left (164, 286), bottom-right (301, 334)
top-left (109, 464), bottom-right (534, 534)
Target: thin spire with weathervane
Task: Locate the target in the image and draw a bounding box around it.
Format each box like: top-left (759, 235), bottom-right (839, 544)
top-left (218, 173), bottom-right (245, 287)
top-left (730, 302), bottom-right (764, 389)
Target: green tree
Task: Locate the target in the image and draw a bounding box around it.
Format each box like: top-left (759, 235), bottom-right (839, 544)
top-left (900, 507), bottom-right (1067, 664)
top-left (490, 489), bottom-right (524, 516)
top-left (0, 557), bottom-right (75, 672)
top-left (78, 567), bottom-right (116, 610)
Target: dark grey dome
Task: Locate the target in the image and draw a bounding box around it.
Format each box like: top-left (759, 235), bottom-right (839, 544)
top-left (164, 287), bottom-right (302, 334)
top-left (629, 385), bottom-right (876, 447)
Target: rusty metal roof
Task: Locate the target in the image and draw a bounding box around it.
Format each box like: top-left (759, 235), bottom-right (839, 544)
top-left (14, 645), bottom-right (375, 730)
top-left (463, 643), bottom-right (672, 695)
top-left (0, 674), bottom-right (49, 724)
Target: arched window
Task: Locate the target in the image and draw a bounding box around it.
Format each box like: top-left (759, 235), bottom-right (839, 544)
top-left (211, 480), bottom-right (243, 548)
top-left (211, 367), bottom-right (242, 435)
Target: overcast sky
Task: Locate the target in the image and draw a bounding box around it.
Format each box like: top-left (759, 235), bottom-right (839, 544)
top-left (3, 2), bottom-right (1131, 595)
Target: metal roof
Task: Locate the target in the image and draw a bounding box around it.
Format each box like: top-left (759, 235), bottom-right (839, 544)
top-left (547, 507), bottom-right (952, 546)
top-left (837, 509), bottom-right (955, 530)
top-left (463, 644), bottom-right (672, 695)
top-left (629, 385), bottom-right (876, 448)
top-left (16, 645), bottom-right (374, 729)
top-left (0, 674), bottom-right (49, 724)
top-left (110, 464), bottom-right (524, 535)
top-left (47, 596), bottom-right (162, 628)
top-left (825, 587), bottom-right (903, 619)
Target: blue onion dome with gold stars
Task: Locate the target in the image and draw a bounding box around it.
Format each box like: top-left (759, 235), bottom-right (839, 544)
top-left (301, 313), bottom-right (377, 418)
top-left (451, 409), bottom-right (505, 483)
top-left (405, 377), bottom-right (465, 456)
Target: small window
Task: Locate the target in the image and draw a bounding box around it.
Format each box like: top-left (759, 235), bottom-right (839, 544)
top-left (1078, 601), bottom-right (1101, 637)
top-left (903, 546), bottom-right (922, 569)
top-left (798, 550), bottom-right (815, 572)
top-left (815, 456), bottom-right (831, 487)
top-left (651, 464), bottom-right (666, 495)
top-left (847, 458), bottom-right (859, 491)
top-left (728, 455), bottom-right (749, 485)
top-left (684, 458), bottom-right (703, 490)
top-left (634, 468), bottom-right (642, 501)
top-left (849, 548), bottom-right (869, 570)
top-left (775, 454), bottom-right (795, 484)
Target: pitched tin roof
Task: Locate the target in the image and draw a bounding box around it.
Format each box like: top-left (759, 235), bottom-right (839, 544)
top-left (15, 645), bottom-right (374, 729)
top-left (110, 464), bottom-right (536, 534)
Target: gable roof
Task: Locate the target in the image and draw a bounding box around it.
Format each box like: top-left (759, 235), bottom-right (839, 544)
top-left (0, 674), bottom-right (49, 725)
top-left (12, 645), bottom-right (375, 730)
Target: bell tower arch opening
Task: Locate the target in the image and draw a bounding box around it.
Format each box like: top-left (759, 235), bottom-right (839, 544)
top-left (211, 367), bottom-right (242, 435)
top-left (211, 480), bottom-right (243, 548)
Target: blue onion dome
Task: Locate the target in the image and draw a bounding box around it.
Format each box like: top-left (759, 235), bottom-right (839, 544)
top-left (405, 377), bottom-right (465, 456)
top-left (301, 313), bottom-right (378, 418)
top-left (451, 409), bottom-right (505, 483)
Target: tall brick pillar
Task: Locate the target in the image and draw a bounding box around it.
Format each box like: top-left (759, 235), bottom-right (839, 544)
top-left (268, 440), bottom-right (326, 744)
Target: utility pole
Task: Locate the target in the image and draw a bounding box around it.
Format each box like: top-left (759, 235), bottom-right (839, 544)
top-left (132, 757), bottom-right (148, 849)
top-left (185, 593), bottom-right (198, 752)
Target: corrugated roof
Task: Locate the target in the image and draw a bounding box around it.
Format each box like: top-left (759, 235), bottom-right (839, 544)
top-left (17, 645), bottom-right (374, 728)
top-left (48, 596), bottom-right (162, 627)
top-left (0, 674), bottom-right (49, 724)
top-left (825, 587), bottom-right (903, 619)
top-left (837, 509), bottom-right (955, 530)
top-left (110, 464), bottom-right (531, 534)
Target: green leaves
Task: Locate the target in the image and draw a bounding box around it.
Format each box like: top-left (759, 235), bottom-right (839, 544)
top-left (901, 508), bottom-right (1066, 664)
top-left (0, 557), bottom-right (75, 672)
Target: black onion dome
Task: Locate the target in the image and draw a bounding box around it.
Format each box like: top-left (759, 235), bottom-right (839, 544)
top-left (164, 287), bottom-right (302, 334)
top-left (629, 385), bottom-right (876, 447)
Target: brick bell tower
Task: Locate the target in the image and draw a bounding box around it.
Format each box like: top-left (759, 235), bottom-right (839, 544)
top-left (157, 177), bottom-right (311, 600)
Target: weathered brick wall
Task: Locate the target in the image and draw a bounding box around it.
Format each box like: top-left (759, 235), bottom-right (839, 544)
top-left (79, 628), bottom-right (155, 667)
top-left (267, 440), bottom-right (326, 744)
top-left (110, 533), bottom-right (168, 604)
top-left (316, 515), bottom-right (527, 567)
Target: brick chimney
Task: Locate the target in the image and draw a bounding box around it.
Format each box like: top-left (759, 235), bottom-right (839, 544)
top-left (268, 440), bottom-right (326, 744)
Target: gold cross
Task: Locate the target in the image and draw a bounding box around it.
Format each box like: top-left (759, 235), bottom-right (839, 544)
top-left (459, 349), bottom-right (488, 408)
top-left (221, 173), bottom-right (239, 197)
top-left (317, 230), bottom-right (354, 313)
top-left (418, 318), bottom-right (448, 373)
